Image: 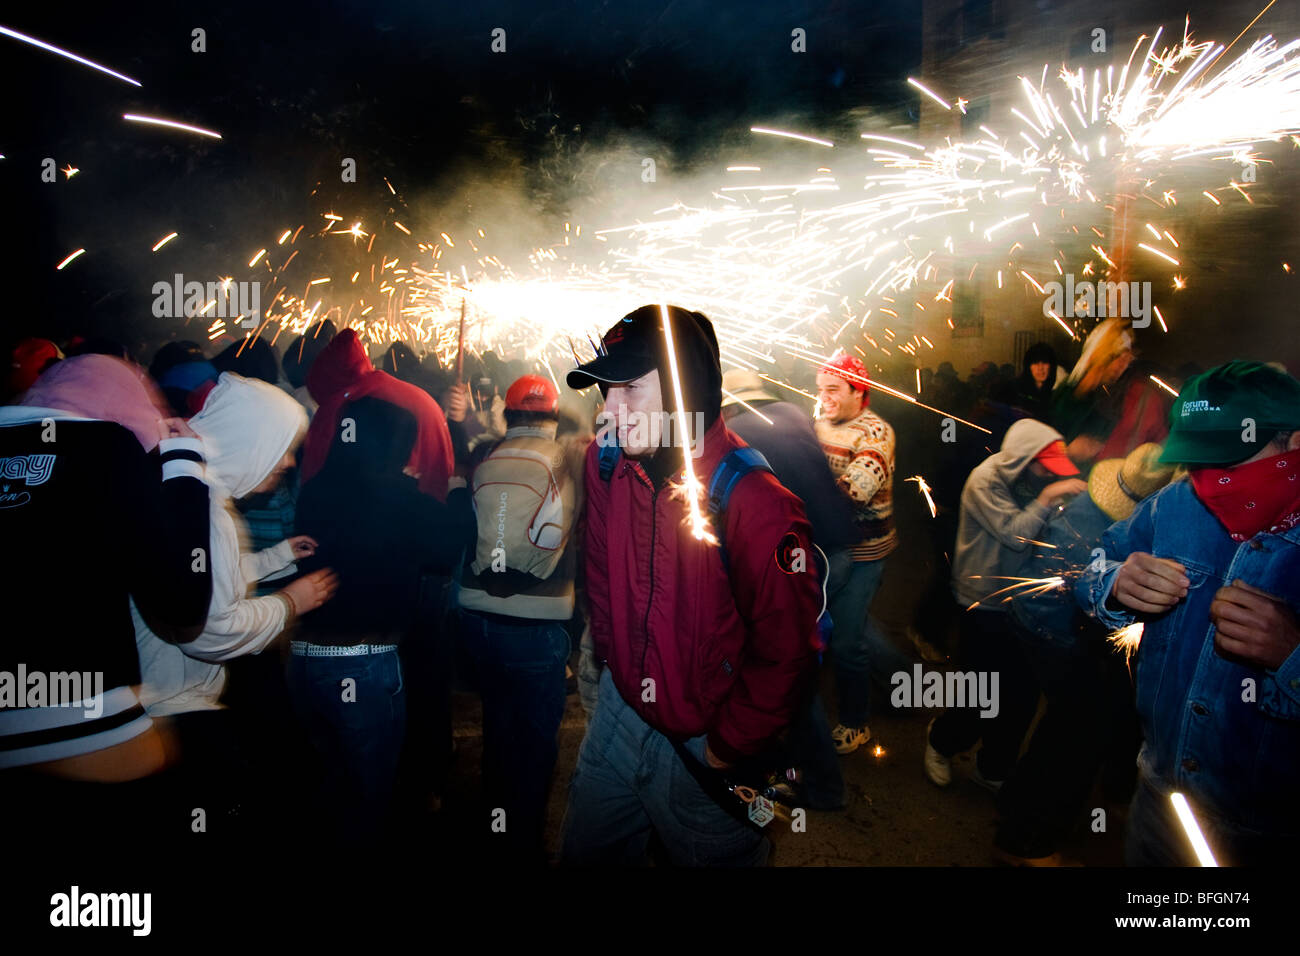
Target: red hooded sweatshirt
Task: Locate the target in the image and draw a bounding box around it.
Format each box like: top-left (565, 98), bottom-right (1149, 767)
top-left (302, 330), bottom-right (454, 501)
top-left (584, 416), bottom-right (821, 764)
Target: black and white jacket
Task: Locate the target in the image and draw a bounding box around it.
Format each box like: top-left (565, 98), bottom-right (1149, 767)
top-left (0, 407), bottom-right (212, 768)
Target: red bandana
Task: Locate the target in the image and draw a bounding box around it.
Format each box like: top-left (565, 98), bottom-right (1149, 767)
top-left (1190, 448), bottom-right (1300, 542)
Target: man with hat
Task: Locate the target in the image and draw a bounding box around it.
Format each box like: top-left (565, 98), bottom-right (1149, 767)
top-left (458, 372), bottom-right (586, 863)
top-left (994, 443), bottom-right (1176, 864)
top-left (813, 351), bottom-right (900, 754)
top-left (560, 305), bottom-right (822, 866)
top-left (926, 419), bottom-right (1087, 790)
top-left (1077, 361), bottom-right (1300, 865)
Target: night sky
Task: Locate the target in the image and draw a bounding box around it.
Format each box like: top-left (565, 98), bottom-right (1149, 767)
top-left (0, 2), bottom-right (922, 350)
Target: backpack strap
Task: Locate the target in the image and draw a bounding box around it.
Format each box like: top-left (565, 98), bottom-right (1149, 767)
top-left (597, 442), bottom-right (621, 482)
top-left (706, 447), bottom-right (773, 571)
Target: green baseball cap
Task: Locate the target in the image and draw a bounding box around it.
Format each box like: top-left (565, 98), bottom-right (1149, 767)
top-left (1160, 361), bottom-right (1300, 465)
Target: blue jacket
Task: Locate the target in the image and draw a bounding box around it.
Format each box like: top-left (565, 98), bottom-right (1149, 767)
top-left (1011, 491), bottom-right (1113, 652)
top-left (1075, 477), bottom-right (1300, 841)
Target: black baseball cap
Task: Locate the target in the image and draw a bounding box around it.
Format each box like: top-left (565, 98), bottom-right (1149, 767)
top-left (566, 307), bottom-right (663, 389)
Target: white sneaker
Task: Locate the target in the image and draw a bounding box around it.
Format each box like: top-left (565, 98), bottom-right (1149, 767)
top-left (831, 723), bottom-right (870, 755)
top-left (923, 718), bottom-right (952, 787)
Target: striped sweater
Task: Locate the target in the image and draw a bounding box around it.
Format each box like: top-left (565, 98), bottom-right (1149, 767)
top-left (815, 408), bottom-right (897, 561)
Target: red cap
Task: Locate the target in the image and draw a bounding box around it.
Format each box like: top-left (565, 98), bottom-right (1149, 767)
top-left (1034, 439), bottom-right (1079, 476)
top-left (819, 352), bottom-right (870, 396)
top-left (505, 374), bottom-right (559, 412)
top-left (8, 338), bottom-right (63, 395)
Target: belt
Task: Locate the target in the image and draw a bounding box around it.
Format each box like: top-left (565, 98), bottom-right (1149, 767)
top-left (289, 641), bottom-right (398, 657)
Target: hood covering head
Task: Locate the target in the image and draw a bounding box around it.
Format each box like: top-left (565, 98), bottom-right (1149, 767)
top-left (20, 354), bottom-right (169, 451)
top-left (300, 329), bottom-right (453, 500)
top-left (990, 418), bottom-right (1069, 486)
top-left (190, 372), bottom-right (307, 499)
top-left (282, 320), bottom-right (338, 389)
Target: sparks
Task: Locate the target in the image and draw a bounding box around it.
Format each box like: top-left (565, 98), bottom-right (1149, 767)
top-left (659, 304), bottom-right (716, 544)
top-left (906, 475), bottom-right (937, 517)
top-left (123, 114), bottom-right (222, 139)
top-left (151, 232), bottom-right (178, 252)
top-left (1170, 792), bottom-right (1219, 867)
top-left (0, 23), bottom-right (141, 86)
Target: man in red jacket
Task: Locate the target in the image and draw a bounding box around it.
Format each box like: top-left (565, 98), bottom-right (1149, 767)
top-left (560, 304), bottom-right (822, 866)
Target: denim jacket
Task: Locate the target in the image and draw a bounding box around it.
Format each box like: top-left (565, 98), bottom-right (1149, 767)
top-left (1075, 477), bottom-right (1300, 840)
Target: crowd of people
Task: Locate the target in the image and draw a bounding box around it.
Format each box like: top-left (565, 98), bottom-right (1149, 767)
top-left (1, 309), bottom-right (1296, 868)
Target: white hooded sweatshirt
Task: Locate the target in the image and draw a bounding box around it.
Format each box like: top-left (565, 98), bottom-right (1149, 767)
top-left (135, 373), bottom-right (308, 716)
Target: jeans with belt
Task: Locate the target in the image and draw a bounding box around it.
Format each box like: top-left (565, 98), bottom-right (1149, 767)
top-left (285, 643), bottom-right (405, 846)
top-left (561, 668), bottom-right (769, 867)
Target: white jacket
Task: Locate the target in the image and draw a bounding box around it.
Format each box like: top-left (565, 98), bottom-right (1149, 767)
top-left (135, 373), bottom-right (308, 716)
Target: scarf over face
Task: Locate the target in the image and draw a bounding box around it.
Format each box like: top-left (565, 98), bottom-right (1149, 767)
top-left (1190, 447), bottom-right (1300, 541)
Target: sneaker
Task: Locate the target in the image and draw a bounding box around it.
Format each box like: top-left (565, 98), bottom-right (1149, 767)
top-left (831, 723), bottom-right (870, 755)
top-left (970, 765), bottom-right (1005, 793)
top-left (923, 718), bottom-right (952, 787)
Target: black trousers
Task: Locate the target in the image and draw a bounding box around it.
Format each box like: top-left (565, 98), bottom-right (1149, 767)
top-left (928, 607), bottom-right (1040, 781)
top-left (994, 619), bottom-right (1140, 857)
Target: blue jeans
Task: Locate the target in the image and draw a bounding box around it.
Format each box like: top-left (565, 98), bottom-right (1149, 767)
top-left (286, 648), bottom-right (405, 844)
top-left (561, 669), bottom-right (769, 867)
top-left (459, 611), bottom-right (569, 861)
top-left (825, 549), bottom-right (902, 728)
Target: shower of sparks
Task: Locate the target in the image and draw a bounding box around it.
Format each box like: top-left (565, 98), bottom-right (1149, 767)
top-left (123, 114), bottom-right (223, 139)
top-left (1170, 792), bottom-right (1219, 867)
top-left (177, 17), bottom-right (1300, 390)
top-left (906, 475), bottom-right (938, 517)
top-left (0, 23), bottom-right (141, 86)
top-left (966, 575), bottom-right (1066, 610)
top-left (1109, 622), bottom-right (1145, 664)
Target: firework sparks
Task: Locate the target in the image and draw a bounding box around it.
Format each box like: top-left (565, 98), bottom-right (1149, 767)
top-left (659, 304), bottom-right (716, 544)
top-left (0, 23), bottom-right (141, 86)
top-left (1170, 792), bottom-right (1219, 866)
top-left (55, 248), bottom-right (85, 270)
top-left (1109, 622), bottom-right (1145, 664)
top-left (906, 475), bottom-right (937, 517)
top-left (151, 232), bottom-right (178, 252)
top-left (123, 114), bottom-right (222, 139)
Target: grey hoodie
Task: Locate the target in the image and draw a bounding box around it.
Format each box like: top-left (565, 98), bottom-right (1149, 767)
top-left (951, 418), bottom-right (1066, 609)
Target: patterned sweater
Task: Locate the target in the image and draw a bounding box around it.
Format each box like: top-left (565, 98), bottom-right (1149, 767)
top-left (815, 408), bottom-right (897, 561)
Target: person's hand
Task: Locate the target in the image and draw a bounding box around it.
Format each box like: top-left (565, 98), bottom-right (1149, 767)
top-left (1111, 552), bottom-right (1188, 614)
top-left (279, 568), bottom-right (339, 616)
top-left (1211, 579), bottom-right (1300, 670)
top-left (443, 383), bottom-right (469, 423)
top-left (159, 417), bottom-right (198, 441)
top-left (286, 535), bottom-right (318, 559)
top-left (1038, 477), bottom-right (1087, 506)
top-left (704, 743), bottom-right (731, 770)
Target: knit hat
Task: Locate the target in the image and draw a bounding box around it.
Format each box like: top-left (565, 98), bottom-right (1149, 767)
top-left (1089, 443), bottom-right (1177, 521)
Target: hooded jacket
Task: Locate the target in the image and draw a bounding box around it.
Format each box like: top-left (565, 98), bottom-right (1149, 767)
top-left (952, 418), bottom-right (1066, 609)
top-left (134, 373), bottom-right (308, 715)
